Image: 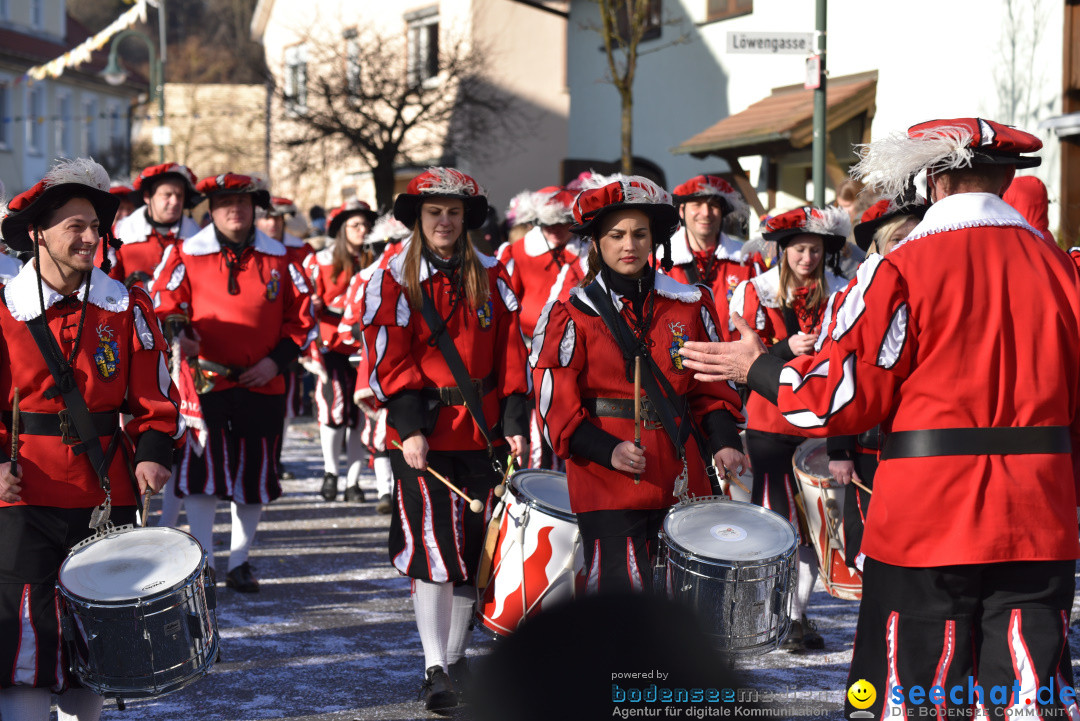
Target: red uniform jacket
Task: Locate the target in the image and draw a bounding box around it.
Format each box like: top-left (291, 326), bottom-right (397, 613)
top-left (304, 247), bottom-right (356, 347)
top-left (495, 227), bottom-right (589, 338)
top-left (659, 228), bottom-right (765, 333)
top-left (112, 207), bottom-right (201, 289)
top-left (150, 225), bottom-right (315, 396)
top-left (360, 246), bottom-right (530, 451)
top-left (730, 266), bottom-right (847, 435)
top-left (283, 232), bottom-right (313, 267)
top-left (531, 273), bottom-right (744, 513)
top-left (761, 192), bottom-right (1080, 567)
top-left (0, 265), bottom-right (185, 509)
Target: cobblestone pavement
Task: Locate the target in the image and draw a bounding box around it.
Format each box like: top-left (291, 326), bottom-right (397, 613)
top-left (45, 420), bottom-right (1080, 720)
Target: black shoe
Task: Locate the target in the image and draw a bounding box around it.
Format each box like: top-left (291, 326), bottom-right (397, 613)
top-left (225, 562), bottom-right (260, 593)
top-left (780, 618), bottom-right (804, 651)
top-left (447, 659), bottom-right (471, 703)
top-left (800, 615), bottom-right (825, 650)
top-left (320, 472), bottom-right (338, 502)
top-left (418, 666), bottom-right (457, 711)
top-left (376, 493), bottom-right (393, 514)
top-left (343, 484), bottom-right (366, 503)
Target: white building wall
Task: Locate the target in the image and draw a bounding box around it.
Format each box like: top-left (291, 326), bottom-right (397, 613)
top-left (568, 0), bottom-right (1062, 226)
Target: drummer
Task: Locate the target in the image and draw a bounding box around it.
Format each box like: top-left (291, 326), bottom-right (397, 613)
top-left (0, 159), bottom-right (183, 720)
top-left (360, 168), bottom-right (529, 711)
top-left (530, 174), bottom-right (746, 595)
top-left (826, 198), bottom-right (927, 570)
top-left (728, 205), bottom-right (850, 652)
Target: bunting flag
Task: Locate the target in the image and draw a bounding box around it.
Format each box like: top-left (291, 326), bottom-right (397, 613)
top-left (23, 0), bottom-right (149, 83)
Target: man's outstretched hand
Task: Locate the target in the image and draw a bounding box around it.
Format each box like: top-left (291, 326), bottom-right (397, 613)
top-left (679, 313), bottom-right (768, 384)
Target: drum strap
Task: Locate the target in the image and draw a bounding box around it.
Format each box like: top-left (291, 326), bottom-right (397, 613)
top-left (880, 426), bottom-right (1071, 460)
top-left (18, 294), bottom-right (121, 511)
top-left (418, 287), bottom-right (501, 467)
top-left (584, 282), bottom-right (719, 490)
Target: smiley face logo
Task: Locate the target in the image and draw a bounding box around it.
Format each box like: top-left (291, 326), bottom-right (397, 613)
top-left (847, 679), bottom-right (876, 710)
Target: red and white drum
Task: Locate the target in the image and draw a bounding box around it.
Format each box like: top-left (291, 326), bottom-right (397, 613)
top-left (477, 470), bottom-right (585, 636)
top-left (792, 439), bottom-right (863, 601)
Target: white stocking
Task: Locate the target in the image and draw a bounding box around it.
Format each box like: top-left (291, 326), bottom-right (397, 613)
top-left (791, 545), bottom-right (819, 621)
top-left (183, 493), bottom-right (219, 559)
top-left (56, 688), bottom-right (104, 721)
top-left (319, 425), bottom-right (344, 476)
top-left (374, 456), bottom-right (393, 497)
top-left (229, 502), bottom-right (262, 571)
top-left (445, 584), bottom-right (476, 665)
top-left (156, 473), bottom-right (183, 528)
top-left (412, 579), bottom-right (453, 671)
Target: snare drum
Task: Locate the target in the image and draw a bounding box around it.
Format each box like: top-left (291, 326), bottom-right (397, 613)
top-left (57, 526), bottom-right (219, 699)
top-left (792, 438), bottom-right (863, 601)
top-left (477, 470), bottom-right (585, 636)
top-left (656, 498), bottom-right (796, 654)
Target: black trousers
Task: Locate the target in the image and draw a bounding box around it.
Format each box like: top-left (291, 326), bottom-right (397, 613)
top-left (847, 557), bottom-right (1076, 719)
top-left (576, 508), bottom-right (668, 595)
top-left (843, 451), bottom-right (877, 567)
top-left (746, 430), bottom-right (806, 544)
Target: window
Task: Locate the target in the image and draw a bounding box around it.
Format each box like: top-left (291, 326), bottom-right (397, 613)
top-left (284, 44), bottom-right (308, 114)
top-left (616, 0), bottom-right (662, 43)
top-left (26, 85), bottom-right (44, 155)
top-left (83, 98), bottom-right (98, 155)
top-left (344, 29), bottom-right (361, 97)
top-left (56, 92), bottom-right (71, 157)
top-left (31, 0), bottom-right (44, 28)
top-left (0, 83), bottom-right (8, 148)
top-left (706, 0), bottom-right (753, 23)
top-left (406, 8), bottom-right (439, 87)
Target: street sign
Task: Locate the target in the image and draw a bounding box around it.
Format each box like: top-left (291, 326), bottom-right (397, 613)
top-left (726, 32), bottom-right (814, 55)
top-left (151, 126), bottom-right (172, 146)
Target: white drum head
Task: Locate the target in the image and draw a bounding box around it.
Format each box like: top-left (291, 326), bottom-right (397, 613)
top-left (60, 527), bottom-right (204, 602)
top-left (794, 438), bottom-right (832, 486)
top-left (513, 470), bottom-right (574, 519)
top-left (664, 500), bottom-right (795, 563)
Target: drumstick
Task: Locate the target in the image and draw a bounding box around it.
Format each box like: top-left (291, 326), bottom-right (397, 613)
top-left (391, 440), bottom-right (483, 513)
top-left (850, 477), bottom-right (873, 495)
top-left (141, 489), bottom-right (153, 528)
top-left (722, 466), bottom-right (750, 495)
top-left (493, 454), bottom-right (513, 498)
top-left (10, 387), bottom-right (18, 477)
top-left (633, 356), bottom-right (642, 485)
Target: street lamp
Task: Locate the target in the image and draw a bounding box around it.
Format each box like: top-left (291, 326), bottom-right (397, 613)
top-left (100, 0), bottom-right (168, 164)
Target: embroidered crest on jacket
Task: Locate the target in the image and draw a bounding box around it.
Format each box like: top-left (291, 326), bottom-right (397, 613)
top-left (94, 323), bottom-right (120, 380)
top-left (266, 269), bottom-right (281, 301)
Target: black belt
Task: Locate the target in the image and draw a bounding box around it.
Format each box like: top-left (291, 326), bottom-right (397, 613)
top-left (583, 397), bottom-right (663, 429)
top-left (856, 427), bottom-right (882, 450)
top-left (880, 426), bottom-right (1072, 460)
top-left (421, 375), bottom-right (496, 407)
top-left (198, 359), bottom-right (247, 379)
top-left (2, 410), bottom-right (119, 439)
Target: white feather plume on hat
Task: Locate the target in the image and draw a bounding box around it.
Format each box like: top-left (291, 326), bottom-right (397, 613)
top-left (506, 190), bottom-right (540, 226)
top-left (418, 167), bottom-right (486, 198)
top-left (534, 189), bottom-right (575, 226)
top-left (371, 213), bottom-right (411, 241)
top-left (44, 157), bottom-right (111, 193)
top-left (804, 205), bottom-right (852, 239)
top-left (579, 173), bottom-right (673, 206)
top-left (851, 125), bottom-right (976, 201)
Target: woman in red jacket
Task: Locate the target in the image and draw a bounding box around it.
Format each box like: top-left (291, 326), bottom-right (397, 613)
top-left (360, 168), bottom-right (528, 711)
top-left (729, 205), bottom-right (849, 651)
top-left (303, 199), bottom-right (378, 503)
top-left (531, 175), bottom-right (746, 595)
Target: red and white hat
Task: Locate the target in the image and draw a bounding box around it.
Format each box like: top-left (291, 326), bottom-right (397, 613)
top-left (393, 167), bottom-right (488, 230)
top-left (1, 158), bottom-right (119, 253)
top-left (268, 196), bottom-right (298, 217)
top-left (506, 189), bottom-right (540, 226)
top-left (133, 162), bottom-right (200, 208)
top-left (327, 198), bottom-right (378, 238)
top-left (195, 173), bottom-right (270, 209)
top-left (671, 175), bottom-right (749, 224)
top-left (570, 174), bottom-right (679, 267)
top-left (853, 197), bottom-right (929, 252)
top-left (851, 118), bottom-right (1042, 200)
top-left (533, 186), bottom-right (576, 227)
top-left (370, 213), bottom-right (411, 243)
top-left (761, 206), bottom-right (850, 254)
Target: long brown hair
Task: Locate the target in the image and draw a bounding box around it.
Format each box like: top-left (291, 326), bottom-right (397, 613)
top-left (402, 222), bottom-right (490, 310)
top-left (778, 242), bottom-right (827, 311)
top-left (331, 221), bottom-right (373, 283)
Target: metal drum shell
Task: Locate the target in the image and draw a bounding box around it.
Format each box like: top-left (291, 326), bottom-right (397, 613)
top-left (57, 526), bottom-right (219, 699)
top-left (655, 498), bottom-right (797, 655)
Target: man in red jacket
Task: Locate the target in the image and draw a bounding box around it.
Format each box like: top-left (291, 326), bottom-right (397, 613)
top-left (0, 158), bottom-right (182, 720)
top-left (681, 118), bottom-right (1080, 718)
top-left (151, 173), bottom-right (314, 594)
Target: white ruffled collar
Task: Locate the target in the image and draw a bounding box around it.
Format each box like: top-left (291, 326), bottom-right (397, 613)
top-left (569, 268), bottom-right (700, 312)
top-left (663, 227), bottom-right (751, 266)
top-left (283, 232), bottom-right (306, 249)
top-left (4, 262), bottom-right (129, 321)
top-left (182, 224), bottom-right (286, 257)
top-left (387, 239), bottom-right (498, 285)
top-left (901, 192), bottom-right (1042, 246)
top-left (521, 226), bottom-right (589, 259)
top-left (749, 265), bottom-right (847, 309)
top-left (114, 206), bottom-right (199, 244)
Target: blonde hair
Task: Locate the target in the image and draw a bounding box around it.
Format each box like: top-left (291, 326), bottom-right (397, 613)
top-left (778, 241), bottom-right (827, 311)
top-left (868, 214), bottom-right (918, 255)
top-left (402, 221), bottom-right (490, 310)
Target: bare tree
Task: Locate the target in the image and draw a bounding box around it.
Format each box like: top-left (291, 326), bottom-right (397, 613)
top-left (995, 0), bottom-right (1052, 127)
top-left (583, 0), bottom-right (688, 174)
top-left (269, 24), bottom-right (524, 212)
